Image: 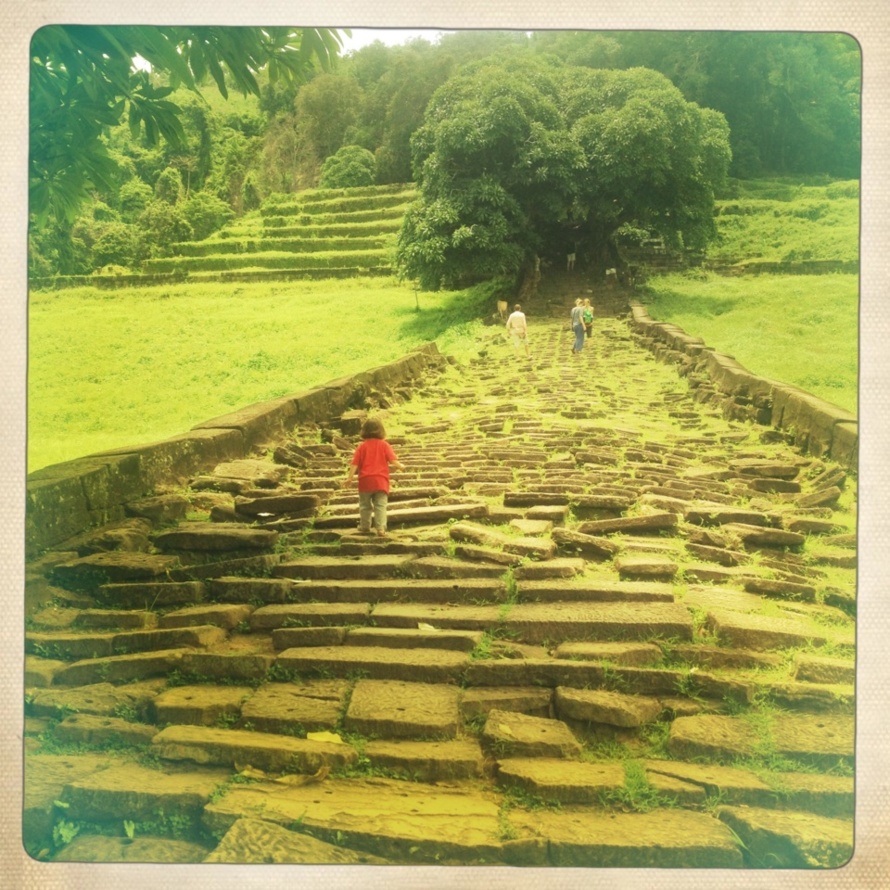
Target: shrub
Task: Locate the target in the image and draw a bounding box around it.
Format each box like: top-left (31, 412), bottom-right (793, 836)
top-left (319, 145), bottom-right (377, 189)
top-left (182, 192), bottom-right (235, 240)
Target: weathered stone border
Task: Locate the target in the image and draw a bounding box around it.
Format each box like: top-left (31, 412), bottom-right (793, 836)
top-left (628, 302), bottom-right (858, 472)
top-left (25, 343), bottom-right (445, 557)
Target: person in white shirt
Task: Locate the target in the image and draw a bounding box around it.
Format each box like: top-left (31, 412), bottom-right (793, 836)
top-left (505, 303), bottom-right (531, 358)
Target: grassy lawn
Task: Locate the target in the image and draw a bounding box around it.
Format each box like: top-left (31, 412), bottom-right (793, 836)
top-left (639, 271), bottom-right (858, 414)
top-left (27, 276), bottom-right (494, 472)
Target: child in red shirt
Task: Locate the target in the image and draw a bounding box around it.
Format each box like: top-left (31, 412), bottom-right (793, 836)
top-left (345, 417), bottom-right (404, 537)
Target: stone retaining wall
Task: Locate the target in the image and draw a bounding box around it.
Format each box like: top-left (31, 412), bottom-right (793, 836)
top-left (628, 301), bottom-right (858, 472)
top-left (25, 343), bottom-right (445, 558)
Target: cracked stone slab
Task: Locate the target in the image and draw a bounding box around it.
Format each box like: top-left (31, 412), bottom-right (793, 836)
top-left (448, 521), bottom-right (557, 559)
top-left (204, 817), bottom-right (389, 864)
top-left (460, 686), bottom-right (553, 719)
top-left (717, 805), bottom-right (852, 868)
top-left (203, 777), bottom-right (505, 865)
top-left (153, 522), bottom-right (279, 552)
top-left (158, 603), bottom-right (255, 629)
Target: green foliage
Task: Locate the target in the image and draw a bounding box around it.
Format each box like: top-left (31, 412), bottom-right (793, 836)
top-left (155, 167), bottom-right (184, 204)
top-left (29, 25), bottom-right (345, 226)
top-left (181, 191), bottom-right (235, 240)
top-left (319, 145), bottom-right (377, 189)
top-left (397, 53), bottom-right (731, 289)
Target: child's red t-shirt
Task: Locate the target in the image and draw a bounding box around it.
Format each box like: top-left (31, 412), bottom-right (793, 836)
top-left (351, 438), bottom-right (397, 493)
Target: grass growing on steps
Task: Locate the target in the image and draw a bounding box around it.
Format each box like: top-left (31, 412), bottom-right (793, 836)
top-left (639, 272), bottom-right (858, 413)
top-left (27, 276), bottom-right (499, 472)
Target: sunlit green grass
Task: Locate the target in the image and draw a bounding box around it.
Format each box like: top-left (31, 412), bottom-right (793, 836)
top-left (640, 272), bottom-right (858, 414)
top-left (28, 276), bottom-right (494, 472)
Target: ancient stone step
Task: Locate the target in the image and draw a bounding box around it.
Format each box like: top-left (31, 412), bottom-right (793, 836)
top-left (504, 806), bottom-right (743, 867)
top-left (95, 580), bottom-right (206, 609)
top-left (203, 776), bottom-right (505, 864)
top-left (517, 579), bottom-right (675, 604)
top-left (448, 521), bottom-right (557, 560)
top-left (313, 502), bottom-right (490, 529)
top-left (668, 713), bottom-right (854, 769)
top-left (238, 680), bottom-right (349, 733)
top-left (716, 805), bottom-right (852, 868)
top-left (50, 553), bottom-right (183, 591)
top-left (363, 739), bottom-right (485, 781)
top-left (248, 602), bottom-right (372, 631)
top-left (460, 686), bottom-right (554, 720)
top-left (152, 684), bottom-right (256, 727)
top-left (205, 817), bottom-right (388, 864)
top-left (496, 756), bottom-right (627, 804)
top-left (53, 713), bottom-right (158, 747)
top-left (552, 641), bottom-right (663, 666)
top-left (274, 555), bottom-right (416, 580)
top-left (576, 512), bottom-right (678, 536)
top-left (554, 686), bottom-right (662, 728)
top-left (52, 649), bottom-right (188, 685)
top-left (481, 709), bottom-right (582, 758)
top-left (152, 724), bottom-right (359, 772)
top-left (344, 679), bottom-right (461, 739)
top-left (271, 578), bottom-right (508, 605)
top-left (275, 645), bottom-right (470, 683)
top-left (345, 626), bottom-right (484, 652)
top-left (153, 522), bottom-right (279, 552)
top-left (59, 762), bottom-right (230, 823)
top-left (706, 609), bottom-right (830, 651)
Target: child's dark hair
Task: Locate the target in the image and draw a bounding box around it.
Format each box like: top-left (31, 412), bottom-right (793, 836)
top-left (361, 417), bottom-right (386, 439)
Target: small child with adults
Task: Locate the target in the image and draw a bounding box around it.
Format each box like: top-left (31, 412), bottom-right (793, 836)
top-left (345, 417), bottom-right (404, 537)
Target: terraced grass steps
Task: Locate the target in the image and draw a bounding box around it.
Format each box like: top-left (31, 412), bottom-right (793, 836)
top-left (24, 285), bottom-right (857, 867)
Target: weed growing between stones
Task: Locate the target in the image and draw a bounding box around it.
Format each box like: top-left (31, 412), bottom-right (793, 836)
top-left (602, 760), bottom-right (675, 813)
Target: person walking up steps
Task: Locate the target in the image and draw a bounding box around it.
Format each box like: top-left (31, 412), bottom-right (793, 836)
top-left (582, 298), bottom-right (594, 340)
top-left (505, 303), bottom-right (531, 359)
top-left (345, 417), bottom-right (404, 537)
top-left (571, 298), bottom-right (585, 354)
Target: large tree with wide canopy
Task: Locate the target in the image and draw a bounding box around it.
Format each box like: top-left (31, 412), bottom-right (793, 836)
top-left (396, 52), bottom-right (732, 290)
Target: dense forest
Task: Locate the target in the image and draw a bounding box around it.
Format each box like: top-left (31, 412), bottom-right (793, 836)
top-left (28, 28), bottom-right (861, 280)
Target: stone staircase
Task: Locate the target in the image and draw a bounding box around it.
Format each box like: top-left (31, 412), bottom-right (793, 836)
top-left (24, 289), bottom-right (856, 868)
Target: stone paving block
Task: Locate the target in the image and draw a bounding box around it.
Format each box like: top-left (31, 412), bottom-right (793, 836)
top-left (153, 522), bottom-right (279, 552)
top-left (180, 650), bottom-right (276, 682)
top-left (276, 645), bottom-right (469, 683)
top-left (505, 807), bottom-right (743, 867)
top-left (513, 558), bottom-right (584, 580)
top-left (53, 649), bottom-right (188, 686)
top-left (152, 684), bottom-right (254, 726)
top-left (448, 521), bottom-right (557, 559)
top-left (204, 817), bottom-right (388, 864)
top-left (460, 686), bottom-right (553, 720)
top-left (202, 777), bottom-right (505, 865)
top-left (54, 834), bottom-right (212, 863)
top-left (706, 609), bottom-right (828, 650)
top-left (206, 576), bottom-right (299, 604)
top-left (496, 756), bottom-right (626, 804)
top-left (518, 579), bottom-right (674, 604)
top-left (158, 603), bottom-right (254, 629)
top-left (482, 708), bottom-right (582, 758)
top-left (363, 739), bottom-right (485, 781)
top-left (552, 641), bottom-right (663, 666)
top-left (74, 609), bottom-right (159, 629)
top-left (345, 626), bottom-right (483, 651)
top-left (272, 626), bottom-right (347, 648)
top-left (249, 602), bottom-right (371, 630)
top-left (793, 653), bottom-right (855, 685)
top-left (152, 725), bottom-right (358, 773)
top-left (111, 625), bottom-right (228, 654)
top-left (275, 555), bottom-right (416, 580)
top-left (97, 580), bottom-right (206, 609)
top-left (61, 762), bottom-right (231, 822)
top-left (717, 805), bottom-right (852, 868)
top-left (555, 686), bottom-right (662, 728)
top-left (345, 679), bottom-right (461, 739)
top-left (53, 713), bottom-right (158, 747)
top-left (49, 552), bottom-right (183, 591)
top-left (239, 681), bottom-right (347, 733)
top-left (668, 714), bottom-right (762, 763)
